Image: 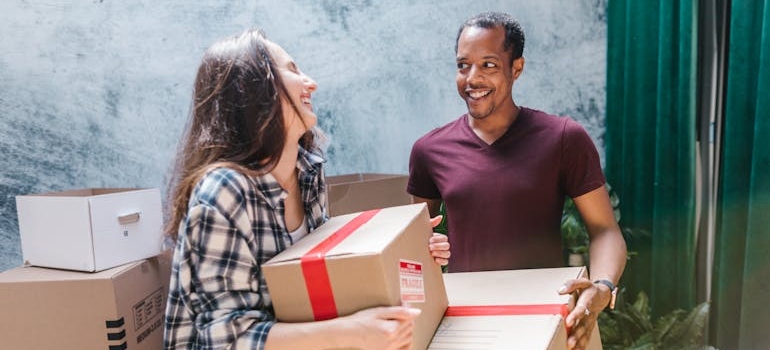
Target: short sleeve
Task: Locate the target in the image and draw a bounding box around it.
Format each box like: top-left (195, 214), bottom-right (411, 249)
top-left (560, 118), bottom-right (606, 198)
top-left (407, 137), bottom-right (441, 199)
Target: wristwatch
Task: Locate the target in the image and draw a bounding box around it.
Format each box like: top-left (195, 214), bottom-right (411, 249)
top-left (593, 279), bottom-right (618, 309)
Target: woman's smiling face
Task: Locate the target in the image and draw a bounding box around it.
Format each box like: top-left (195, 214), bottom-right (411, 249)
top-left (266, 40), bottom-right (318, 140)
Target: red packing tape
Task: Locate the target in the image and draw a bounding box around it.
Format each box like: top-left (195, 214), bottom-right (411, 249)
top-left (444, 304), bottom-right (569, 318)
top-left (444, 304), bottom-right (573, 333)
top-left (300, 209), bottom-right (381, 320)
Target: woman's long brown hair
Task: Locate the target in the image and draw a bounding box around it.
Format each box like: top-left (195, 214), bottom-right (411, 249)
top-left (164, 29), bottom-right (317, 240)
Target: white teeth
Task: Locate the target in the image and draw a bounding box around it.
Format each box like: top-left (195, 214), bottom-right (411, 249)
top-left (469, 90), bottom-right (490, 99)
top-left (301, 97), bottom-right (311, 104)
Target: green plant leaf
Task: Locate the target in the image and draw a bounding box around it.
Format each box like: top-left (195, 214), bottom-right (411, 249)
top-left (598, 290), bottom-right (718, 349)
top-left (663, 303), bottom-right (710, 347)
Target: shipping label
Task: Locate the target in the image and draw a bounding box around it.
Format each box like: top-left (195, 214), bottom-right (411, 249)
top-left (399, 259), bottom-right (425, 303)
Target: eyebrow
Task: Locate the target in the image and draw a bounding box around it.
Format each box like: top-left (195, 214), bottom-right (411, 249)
top-left (456, 55), bottom-right (501, 62)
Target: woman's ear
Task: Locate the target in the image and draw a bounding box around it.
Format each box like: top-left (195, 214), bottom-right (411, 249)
top-left (512, 57), bottom-right (525, 80)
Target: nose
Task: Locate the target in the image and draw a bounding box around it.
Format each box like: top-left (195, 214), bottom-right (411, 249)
top-left (304, 74), bottom-right (318, 93)
top-left (466, 65), bottom-right (483, 85)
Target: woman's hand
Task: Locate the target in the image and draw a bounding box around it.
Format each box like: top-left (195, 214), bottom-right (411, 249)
top-left (347, 306), bottom-right (421, 350)
top-left (429, 216), bottom-right (450, 266)
top-left (265, 306), bottom-right (420, 350)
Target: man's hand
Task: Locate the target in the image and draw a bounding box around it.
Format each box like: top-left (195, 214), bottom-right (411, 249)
top-left (558, 278), bottom-right (611, 350)
top-left (428, 216), bottom-right (450, 266)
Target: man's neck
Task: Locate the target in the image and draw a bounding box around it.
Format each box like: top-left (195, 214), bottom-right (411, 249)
top-left (468, 104), bottom-right (520, 144)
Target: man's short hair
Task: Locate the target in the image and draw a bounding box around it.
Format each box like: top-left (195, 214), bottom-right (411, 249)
top-left (455, 11), bottom-right (526, 61)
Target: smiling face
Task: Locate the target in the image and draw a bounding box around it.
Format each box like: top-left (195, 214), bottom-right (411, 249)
top-left (265, 40), bottom-right (318, 141)
top-left (455, 25), bottom-right (523, 121)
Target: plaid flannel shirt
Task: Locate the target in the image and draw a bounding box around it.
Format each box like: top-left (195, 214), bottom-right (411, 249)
top-left (164, 149), bottom-right (327, 349)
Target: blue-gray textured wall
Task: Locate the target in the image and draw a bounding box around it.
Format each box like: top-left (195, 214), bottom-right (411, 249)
top-left (0, 0), bottom-right (607, 271)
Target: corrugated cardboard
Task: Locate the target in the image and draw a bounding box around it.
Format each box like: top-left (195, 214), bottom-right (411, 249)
top-left (263, 203), bottom-right (448, 350)
top-left (327, 173), bottom-right (410, 216)
top-left (16, 187), bottom-right (164, 271)
top-left (429, 267), bottom-right (603, 350)
top-left (0, 251), bottom-right (172, 350)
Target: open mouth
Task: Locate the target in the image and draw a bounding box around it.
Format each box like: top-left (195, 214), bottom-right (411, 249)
top-left (466, 89), bottom-right (491, 100)
top-left (300, 95), bottom-right (313, 110)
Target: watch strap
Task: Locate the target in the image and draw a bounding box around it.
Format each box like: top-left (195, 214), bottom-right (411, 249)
top-left (593, 279), bottom-right (618, 309)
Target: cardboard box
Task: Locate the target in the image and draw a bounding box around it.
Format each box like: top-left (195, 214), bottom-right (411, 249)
top-left (327, 173), bottom-right (411, 216)
top-left (16, 187), bottom-right (164, 272)
top-left (429, 267), bottom-right (603, 350)
top-left (0, 251), bottom-right (172, 350)
top-left (263, 203), bottom-right (448, 350)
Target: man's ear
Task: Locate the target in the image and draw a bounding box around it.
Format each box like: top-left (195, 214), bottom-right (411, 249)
top-left (512, 57), bottom-right (525, 80)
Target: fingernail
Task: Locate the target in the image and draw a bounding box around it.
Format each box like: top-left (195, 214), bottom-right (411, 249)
top-left (558, 285), bottom-right (567, 293)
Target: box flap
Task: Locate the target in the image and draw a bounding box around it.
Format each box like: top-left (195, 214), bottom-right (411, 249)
top-left (0, 259), bottom-right (145, 283)
top-left (265, 203), bottom-right (426, 264)
top-left (442, 267), bottom-right (586, 307)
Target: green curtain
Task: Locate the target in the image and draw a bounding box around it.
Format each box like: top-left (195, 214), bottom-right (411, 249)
top-left (711, 0), bottom-right (770, 348)
top-left (605, 0), bottom-right (698, 317)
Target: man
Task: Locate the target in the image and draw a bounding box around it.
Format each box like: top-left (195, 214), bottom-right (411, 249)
top-left (407, 12), bottom-right (626, 350)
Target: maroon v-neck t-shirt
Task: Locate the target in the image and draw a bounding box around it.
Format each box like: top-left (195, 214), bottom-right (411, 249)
top-left (408, 107), bottom-right (605, 272)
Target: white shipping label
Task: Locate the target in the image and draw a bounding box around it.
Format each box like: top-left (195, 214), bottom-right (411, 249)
top-left (399, 259), bottom-right (425, 303)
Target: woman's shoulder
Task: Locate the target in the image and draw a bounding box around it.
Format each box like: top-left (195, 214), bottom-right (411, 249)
top-left (192, 166), bottom-right (254, 206)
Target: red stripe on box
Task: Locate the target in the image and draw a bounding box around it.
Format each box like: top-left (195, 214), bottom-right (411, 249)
top-left (300, 209), bottom-right (381, 321)
top-left (445, 304), bottom-right (569, 318)
top-left (445, 304), bottom-right (573, 333)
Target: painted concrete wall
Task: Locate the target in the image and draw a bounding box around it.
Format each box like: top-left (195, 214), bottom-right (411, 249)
top-left (0, 0), bottom-right (607, 271)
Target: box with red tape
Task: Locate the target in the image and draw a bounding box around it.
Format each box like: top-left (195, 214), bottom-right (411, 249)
top-left (428, 267), bottom-right (603, 350)
top-left (263, 203), bottom-right (448, 350)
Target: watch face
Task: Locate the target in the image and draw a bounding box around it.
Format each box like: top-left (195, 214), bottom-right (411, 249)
top-left (609, 288), bottom-right (617, 309)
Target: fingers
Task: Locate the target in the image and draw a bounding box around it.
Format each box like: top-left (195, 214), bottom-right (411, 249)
top-left (558, 278), bottom-right (593, 295)
top-left (373, 306), bottom-right (422, 322)
top-left (562, 281), bottom-right (601, 350)
top-left (391, 318), bottom-right (416, 350)
top-left (376, 307), bottom-right (418, 350)
top-left (565, 302), bottom-right (591, 328)
top-left (566, 314), bottom-right (595, 350)
top-left (567, 323), bottom-right (588, 350)
top-left (429, 232), bottom-right (448, 244)
top-left (348, 307), bottom-right (419, 350)
top-left (429, 233), bottom-right (450, 266)
top-left (429, 215), bottom-right (443, 228)
top-left (561, 279), bottom-right (600, 329)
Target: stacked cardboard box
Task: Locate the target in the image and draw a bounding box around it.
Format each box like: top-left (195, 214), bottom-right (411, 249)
top-left (327, 173), bottom-right (410, 216)
top-left (16, 187), bottom-right (165, 272)
top-left (0, 188), bottom-right (170, 350)
top-left (0, 251), bottom-right (172, 350)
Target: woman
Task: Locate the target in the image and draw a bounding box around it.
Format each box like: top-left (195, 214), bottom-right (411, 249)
top-left (163, 29), bottom-right (450, 350)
